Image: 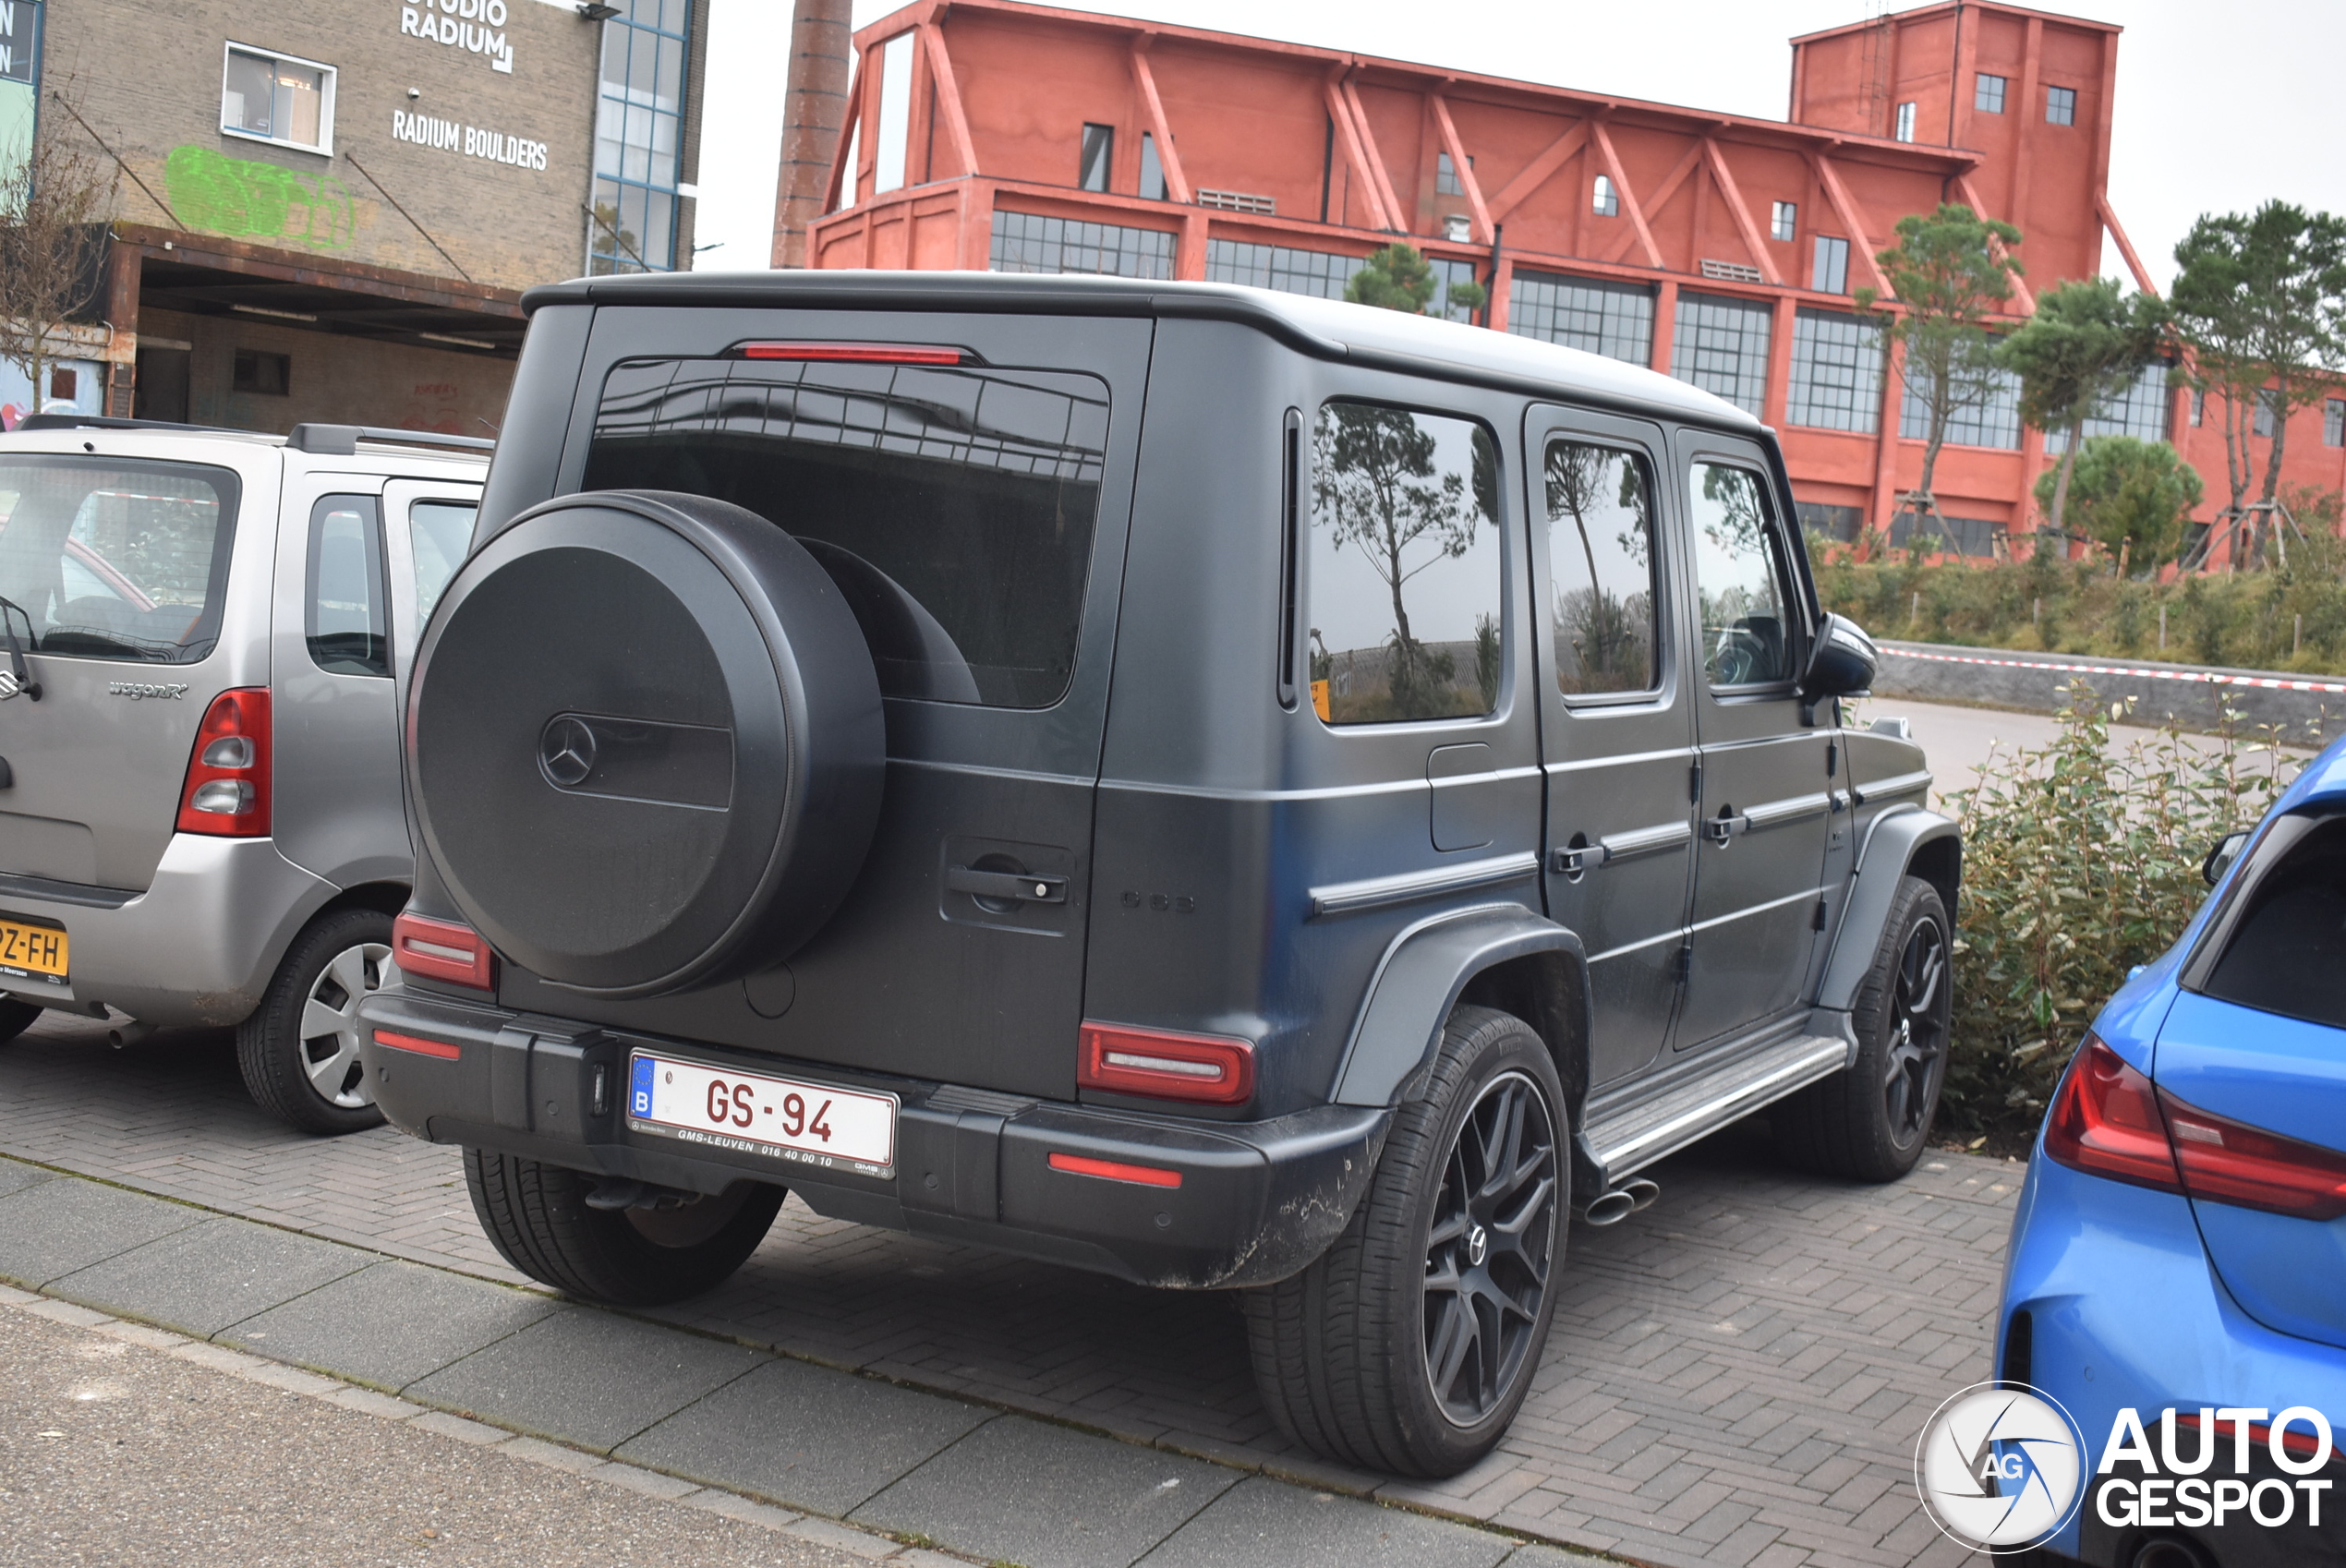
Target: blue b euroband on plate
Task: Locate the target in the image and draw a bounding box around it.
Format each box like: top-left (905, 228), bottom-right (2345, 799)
top-left (626, 1051), bottom-right (897, 1176)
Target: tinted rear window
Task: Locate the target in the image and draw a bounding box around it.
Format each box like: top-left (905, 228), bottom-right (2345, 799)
top-left (0, 457), bottom-right (239, 664)
top-left (585, 356), bottom-right (1108, 708)
top-left (2204, 814), bottom-right (2346, 1031)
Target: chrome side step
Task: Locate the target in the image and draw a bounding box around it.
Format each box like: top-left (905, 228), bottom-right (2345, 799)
top-left (1582, 1030), bottom-right (1852, 1187)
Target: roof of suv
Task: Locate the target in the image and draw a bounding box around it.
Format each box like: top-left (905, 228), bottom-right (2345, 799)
top-left (0, 416), bottom-right (490, 477)
top-left (523, 270), bottom-right (1760, 432)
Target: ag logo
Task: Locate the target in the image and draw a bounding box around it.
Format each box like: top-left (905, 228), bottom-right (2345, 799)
top-left (1915, 1382), bottom-right (2088, 1551)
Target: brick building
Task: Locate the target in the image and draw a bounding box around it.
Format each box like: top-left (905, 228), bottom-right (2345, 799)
top-left (805, 0), bottom-right (2346, 549)
top-left (2, 0), bottom-right (705, 434)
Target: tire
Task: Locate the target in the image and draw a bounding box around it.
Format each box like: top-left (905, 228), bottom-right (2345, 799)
top-left (0, 997), bottom-right (42, 1047)
top-left (465, 1147), bottom-right (784, 1307)
top-left (236, 908), bottom-right (400, 1136)
top-left (1242, 1005), bottom-right (1567, 1477)
top-left (1773, 875), bottom-right (1953, 1182)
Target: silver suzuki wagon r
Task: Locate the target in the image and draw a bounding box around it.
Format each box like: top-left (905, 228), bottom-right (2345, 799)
top-left (0, 416), bottom-right (485, 1132)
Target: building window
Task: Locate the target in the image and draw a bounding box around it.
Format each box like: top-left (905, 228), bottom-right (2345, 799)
top-left (1139, 132), bottom-right (1166, 200)
top-left (2047, 85), bottom-right (2076, 126)
top-left (990, 211), bottom-right (1173, 279)
top-left (1427, 256), bottom-right (1481, 323)
top-left (1672, 292), bottom-right (1773, 416)
top-left (1206, 239), bottom-right (1354, 298)
top-left (1899, 350), bottom-right (2024, 450)
top-left (1787, 308), bottom-right (1884, 434)
top-left (233, 349), bottom-right (291, 397)
top-left (1506, 271), bottom-right (1654, 366)
top-left (221, 45), bottom-right (334, 154)
top-left (1078, 123), bottom-right (1114, 192)
top-left (589, 0), bottom-right (695, 276)
top-left (1771, 201), bottom-right (1796, 243)
top-left (1436, 151), bottom-right (1470, 196)
top-left (1592, 175), bottom-right (1618, 217)
top-left (1812, 235), bottom-right (1850, 294)
top-left (1976, 73), bottom-right (2007, 114)
top-left (2191, 389), bottom-right (2204, 427)
top-left (873, 30), bottom-right (913, 194)
top-left (2254, 389), bottom-right (2281, 439)
top-left (2045, 360), bottom-right (2175, 452)
top-left (2327, 398), bottom-right (2345, 448)
top-left (1893, 102), bottom-right (1917, 142)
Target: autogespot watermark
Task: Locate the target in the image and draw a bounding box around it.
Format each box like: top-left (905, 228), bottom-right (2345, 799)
top-left (1914, 1383), bottom-right (2338, 1553)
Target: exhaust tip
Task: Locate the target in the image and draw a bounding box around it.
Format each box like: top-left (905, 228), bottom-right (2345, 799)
top-left (105, 1020), bottom-right (155, 1049)
top-left (1623, 1177), bottom-right (1661, 1213)
top-left (1581, 1189), bottom-right (1635, 1226)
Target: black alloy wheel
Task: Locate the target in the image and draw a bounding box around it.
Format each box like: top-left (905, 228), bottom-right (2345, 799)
top-left (1422, 1069), bottom-right (1561, 1427)
top-left (1883, 916), bottom-right (1949, 1145)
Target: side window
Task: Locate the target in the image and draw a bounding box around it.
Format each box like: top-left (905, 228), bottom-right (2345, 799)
top-left (1687, 462), bottom-right (1796, 687)
top-left (2202, 814), bottom-right (2346, 1031)
top-left (308, 495), bottom-right (388, 677)
top-left (408, 501), bottom-right (477, 634)
top-left (1308, 403), bottom-right (1501, 725)
top-left (1545, 440), bottom-right (1659, 696)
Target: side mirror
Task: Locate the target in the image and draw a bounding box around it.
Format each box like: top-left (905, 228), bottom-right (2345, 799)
top-left (1800, 612), bottom-right (1877, 701)
top-left (2202, 830), bottom-right (2250, 887)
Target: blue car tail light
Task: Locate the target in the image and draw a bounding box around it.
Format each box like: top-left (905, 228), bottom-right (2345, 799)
top-left (2045, 1035), bottom-right (2346, 1221)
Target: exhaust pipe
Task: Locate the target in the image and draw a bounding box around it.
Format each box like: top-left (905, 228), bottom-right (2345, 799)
top-left (106, 1020), bottom-right (155, 1049)
top-left (1579, 1176), bottom-right (1661, 1227)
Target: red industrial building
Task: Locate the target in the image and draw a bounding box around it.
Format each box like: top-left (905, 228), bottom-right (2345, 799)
top-left (800, 0), bottom-right (2346, 550)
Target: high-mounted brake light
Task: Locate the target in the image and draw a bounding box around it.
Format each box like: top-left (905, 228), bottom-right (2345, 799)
top-left (175, 688), bottom-right (272, 837)
top-left (734, 342), bottom-right (963, 365)
top-left (1078, 1023), bottom-right (1255, 1106)
top-left (392, 912), bottom-right (495, 990)
top-left (2044, 1034), bottom-right (2346, 1222)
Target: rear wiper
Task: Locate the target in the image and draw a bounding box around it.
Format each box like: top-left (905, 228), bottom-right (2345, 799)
top-left (0, 596), bottom-right (39, 701)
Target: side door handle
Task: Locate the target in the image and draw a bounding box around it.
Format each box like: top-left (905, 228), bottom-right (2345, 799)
top-left (1703, 812), bottom-right (1750, 846)
top-left (1553, 819), bottom-right (1692, 874)
top-left (947, 867), bottom-right (1068, 904)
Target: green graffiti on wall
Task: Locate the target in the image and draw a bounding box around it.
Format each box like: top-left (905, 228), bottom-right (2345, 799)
top-left (163, 146), bottom-right (354, 250)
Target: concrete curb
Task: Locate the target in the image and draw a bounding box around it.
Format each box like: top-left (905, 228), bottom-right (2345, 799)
top-left (1873, 639), bottom-right (2342, 742)
top-left (0, 1158), bottom-right (1612, 1568)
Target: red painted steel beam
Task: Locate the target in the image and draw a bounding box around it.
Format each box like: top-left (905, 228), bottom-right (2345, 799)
top-left (1701, 137), bottom-right (1783, 285)
top-left (1594, 139), bottom-right (1699, 268)
top-left (1805, 151), bottom-right (1889, 298)
top-left (821, 51), bottom-right (866, 211)
top-left (1485, 121), bottom-right (1587, 225)
top-left (1128, 40), bottom-right (1193, 205)
top-left (1321, 72), bottom-right (1394, 231)
top-left (1428, 92), bottom-right (1492, 244)
top-left (918, 20), bottom-right (979, 179)
top-left (1340, 77), bottom-right (1409, 235)
top-left (1587, 119), bottom-right (1662, 270)
top-left (1955, 174), bottom-right (2033, 313)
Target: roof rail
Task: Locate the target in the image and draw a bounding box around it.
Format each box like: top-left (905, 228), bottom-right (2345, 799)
top-left (288, 424), bottom-right (495, 456)
top-left (14, 412), bottom-right (252, 437)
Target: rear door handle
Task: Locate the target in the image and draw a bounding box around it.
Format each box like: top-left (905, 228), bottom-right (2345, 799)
top-left (1703, 814), bottom-right (1750, 845)
top-left (947, 867), bottom-right (1068, 904)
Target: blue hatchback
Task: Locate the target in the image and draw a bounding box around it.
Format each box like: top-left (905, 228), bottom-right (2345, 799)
top-left (1999, 737), bottom-right (2346, 1568)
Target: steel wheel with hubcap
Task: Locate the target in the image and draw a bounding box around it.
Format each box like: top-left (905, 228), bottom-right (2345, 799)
top-left (1774, 875), bottom-right (1953, 1181)
top-left (238, 907), bottom-right (399, 1136)
top-left (1244, 1004), bottom-right (1567, 1477)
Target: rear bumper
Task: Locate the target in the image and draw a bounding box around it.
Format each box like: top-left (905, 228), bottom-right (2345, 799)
top-left (356, 989), bottom-right (1391, 1290)
top-left (0, 835), bottom-right (334, 1027)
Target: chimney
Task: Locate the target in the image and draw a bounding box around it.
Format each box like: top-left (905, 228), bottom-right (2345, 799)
top-left (771, 0), bottom-right (853, 269)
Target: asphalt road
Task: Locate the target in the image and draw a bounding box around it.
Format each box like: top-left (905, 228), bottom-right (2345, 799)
top-left (0, 1305), bottom-right (872, 1568)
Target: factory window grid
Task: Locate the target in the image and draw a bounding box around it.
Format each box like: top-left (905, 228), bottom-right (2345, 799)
top-left (1786, 308), bottom-right (1884, 435)
top-left (2046, 85), bottom-right (2076, 126)
top-left (1672, 291), bottom-right (1773, 416)
top-left (2044, 360), bottom-right (2176, 452)
top-left (1204, 240), bottom-right (1356, 299)
top-left (1898, 349), bottom-right (2024, 450)
top-left (588, 0), bottom-right (695, 276)
top-left (1811, 235), bottom-right (1850, 295)
top-left (2327, 397), bottom-right (2345, 449)
top-left (221, 43), bottom-right (335, 155)
top-left (1592, 175), bottom-right (1618, 217)
top-left (1436, 151), bottom-right (1471, 196)
top-left (1771, 201), bottom-right (1796, 243)
top-left (1506, 271), bottom-right (1655, 367)
top-left (1975, 73), bottom-right (2007, 114)
top-left (991, 211), bottom-right (1174, 280)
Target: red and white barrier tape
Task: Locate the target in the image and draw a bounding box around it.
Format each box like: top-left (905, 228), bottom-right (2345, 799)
top-left (1882, 645), bottom-right (2346, 695)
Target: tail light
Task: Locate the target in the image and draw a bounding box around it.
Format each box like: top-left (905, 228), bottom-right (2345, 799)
top-left (392, 912), bottom-right (495, 990)
top-left (2045, 1034), bottom-right (2346, 1220)
top-left (175, 688), bottom-right (272, 837)
top-left (1078, 1022), bottom-right (1255, 1105)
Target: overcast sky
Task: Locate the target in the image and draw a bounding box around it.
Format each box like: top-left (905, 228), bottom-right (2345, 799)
top-left (692, 0), bottom-right (2344, 292)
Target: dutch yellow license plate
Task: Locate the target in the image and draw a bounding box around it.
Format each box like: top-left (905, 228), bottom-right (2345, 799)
top-left (0, 919), bottom-right (67, 983)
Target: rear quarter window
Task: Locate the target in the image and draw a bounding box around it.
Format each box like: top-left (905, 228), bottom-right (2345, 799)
top-left (0, 457), bottom-right (239, 664)
top-left (2202, 813), bottom-right (2346, 1031)
top-left (583, 356), bottom-right (1108, 709)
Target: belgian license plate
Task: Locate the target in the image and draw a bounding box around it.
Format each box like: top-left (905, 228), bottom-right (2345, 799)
top-left (627, 1052), bottom-right (897, 1176)
top-left (0, 918), bottom-right (67, 986)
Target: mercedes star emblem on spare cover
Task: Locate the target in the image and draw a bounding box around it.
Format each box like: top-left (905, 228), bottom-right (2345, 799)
top-left (538, 714), bottom-right (598, 789)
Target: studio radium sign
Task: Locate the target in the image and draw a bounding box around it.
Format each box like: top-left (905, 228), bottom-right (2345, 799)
top-left (400, 0), bottom-right (514, 75)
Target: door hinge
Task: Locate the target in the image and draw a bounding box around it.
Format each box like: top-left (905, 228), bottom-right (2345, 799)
top-left (1825, 740), bottom-right (1839, 778)
top-left (1813, 898), bottom-right (1829, 931)
top-left (1673, 944), bottom-right (1692, 983)
top-left (1688, 759), bottom-right (1704, 803)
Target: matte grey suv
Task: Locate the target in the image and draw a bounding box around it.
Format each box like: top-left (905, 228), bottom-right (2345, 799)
top-left (0, 416), bottom-right (485, 1133)
top-left (360, 273), bottom-right (1958, 1475)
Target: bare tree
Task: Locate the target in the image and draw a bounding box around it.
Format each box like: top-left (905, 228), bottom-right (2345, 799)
top-left (0, 89), bottom-right (115, 416)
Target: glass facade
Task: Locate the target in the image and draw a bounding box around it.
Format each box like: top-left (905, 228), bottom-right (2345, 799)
top-left (1672, 292), bottom-right (1773, 416)
top-left (991, 211), bottom-right (1174, 279)
top-left (1506, 271), bottom-right (1653, 366)
top-left (2044, 360), bottom-right (2174, 452)
top-left (589, 0), bottom-right (693, 275)
top-left (1899, 353), bottom-right (2024, 450)
top-left (1786, 308), bottom-right (1884, 433)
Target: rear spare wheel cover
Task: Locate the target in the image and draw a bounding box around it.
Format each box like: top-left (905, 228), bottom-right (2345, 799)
top-left (408, 490), bottom-right (883, 997)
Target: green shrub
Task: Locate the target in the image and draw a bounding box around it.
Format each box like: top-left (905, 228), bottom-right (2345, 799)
top-left (1940, 684), bottom-right (2302, 1140)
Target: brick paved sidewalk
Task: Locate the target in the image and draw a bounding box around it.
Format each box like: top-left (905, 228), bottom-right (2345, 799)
top-left (0, 1014), bottom-right (2022, 1568)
